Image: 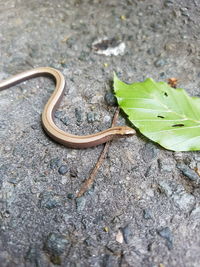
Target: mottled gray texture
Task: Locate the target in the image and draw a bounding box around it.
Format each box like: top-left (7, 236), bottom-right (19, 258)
top-left (0, 0), bottom-right (200, 266)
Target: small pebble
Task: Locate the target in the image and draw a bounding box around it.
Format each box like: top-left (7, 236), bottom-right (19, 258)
top-left (76, 196), bottom-right (86, 212)
top-left (87, 112), bottom-right (97, 123)
top-left (49, 158), bottom-right (61, 170)
top-left (39, 192), bottom-right (61, 210)
top-left (158, 158), bottom-right (174, 172)
top-left (54, 111), bottom-right (69, 125)
top-left (154, 59), bottom-right (167, 67)
top-left (164, 0), bottom-right (174, 7)
top-left (92, 38), bottom-right (125, 56)
top-left (31, 124), bottom-right (39, 130)
top-left (44, 233), bottom-right (69, 255)
top-left (67, 193), bottom-right (74, 199)
top-left (176, 163), bottom-right (199, 181)
top-left (180, 7), bottom-right (189, 17)
top-left (103, 115), bottom-right (111, 123)
top-left (158, 181), bottom-right (173, 197)
top-left (157, 227), bottom-right (173, 250)
top-left (54, 110), bottom-right (64, 119)
top-left (159, 72), bottom-right (166, 78)
top-left (104, 91), bottom-right (117, 106)
top-left (150, 22), bottom-right (162, 31)
top-left (75, 107), bottom-right (83, 123)
top-left (173, 191), bottom-right (195, 211)
top-left (44, 233), bottom-right (69, 264)
top-left (58, 165), bottom-right (69, 175)
top-left (116, 229), bottom-right (124, 243)
top-left (121, 224), bottom-right (133, 244)
top-left (147, 47), bottom-right (155, 55)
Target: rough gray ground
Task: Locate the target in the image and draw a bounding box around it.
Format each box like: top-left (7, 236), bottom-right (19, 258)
top-left (0, 0), bottom-right (200, 266)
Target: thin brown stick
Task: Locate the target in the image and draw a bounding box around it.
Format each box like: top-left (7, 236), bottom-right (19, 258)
top-left (76, 107), bottom-right (120, 198)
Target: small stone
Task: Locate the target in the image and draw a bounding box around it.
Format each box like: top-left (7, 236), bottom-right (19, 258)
top-left (154, 58), bottom-right (167, 67)
top-left (92, 38), bottom-right (126, 56)
top-left (44, 233), bottom-right (69, 255)
top-left (116, 229), bottom-right (124, 243)
top-left (158, 158), bottom-right (174, 172)
top-left (39, 192), bottom-right (62, 210)
top-left (103, 115), bottom-right (111, 123)
top-left (49, 158), bottom-right (61, 170)
top-left (67, 193), bottom-right (74, 199)
top-left (121, 224), bottom-right (133, 244)
top-left (54, 110), bottom-right (64, 119)
top-left (87, 112), bottom-right (97, 123)
top-left (143, 209), bottom-right (152, 220)
top-left (44, 233), bottom-right (69, 265)
top-left (147, 47), bottom-right (155, 55)
top-left (157, 227), bottom-right (173, 250)
top-left (150, 23), bottom-right (162, 31)
top-left (76, 196), bottom-right (86, 212)
top-left (164, 0), bottom-right (174, 7)
top-left (31, 124), bottom-right (39, 130)
top-left (158, 181), bottom-right (173, 197)
top-left (75, 107), bottom-right (83, 123)
top-left (159, 72), bottom-right (166, 78)
top-left (58, 165), bottom-right (69, 175)
top-left (180, 7), bottom-right (189, 17)
top-left (173, 191), bottom-right (195, 211)
top-left (54, 111), bottom-right (69, 126)
top-left (104, 91), bottom-right (117, 106)
top-left (177, 163), bottom-right (199, 181)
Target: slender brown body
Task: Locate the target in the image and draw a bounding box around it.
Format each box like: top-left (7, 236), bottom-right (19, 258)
top-left (0, 67), bottom-right (135, 148)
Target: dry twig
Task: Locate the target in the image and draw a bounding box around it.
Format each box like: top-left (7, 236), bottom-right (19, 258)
top-left (76, 108), bottom-right (120, 198)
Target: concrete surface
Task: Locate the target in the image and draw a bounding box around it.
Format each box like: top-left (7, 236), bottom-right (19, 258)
top-left (0, 0), bottom-right (200, 266)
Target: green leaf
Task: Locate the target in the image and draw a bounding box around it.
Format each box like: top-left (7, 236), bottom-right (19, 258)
top-left (114, 73), bottom-right (200, 151)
